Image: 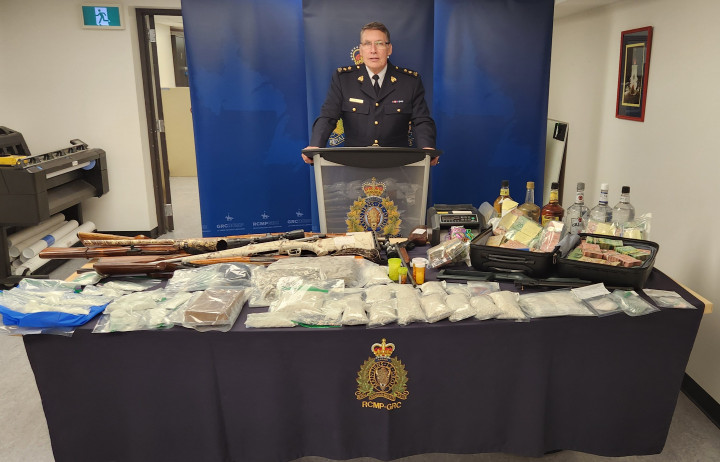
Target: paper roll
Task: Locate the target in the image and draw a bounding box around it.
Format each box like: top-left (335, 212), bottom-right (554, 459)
top-left (21, 220), bottom-right (79, 259)
top-left (9, 221), bottom-right (69, 258)
top-left (6, 213), bottom-right (65, 249)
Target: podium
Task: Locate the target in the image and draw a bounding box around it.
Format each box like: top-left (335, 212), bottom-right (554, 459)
top-left (303, 147), bottom-right (440, 236)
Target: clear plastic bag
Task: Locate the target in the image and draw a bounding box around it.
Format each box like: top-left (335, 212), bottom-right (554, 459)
top-left (0, 289), bottom-right (112, 316)
top-left (642, 289), bottom-right (695, 309)
top-left (419, 280), bottom-right (447, 296)
top-left (340, 298), bottom-right (369, 325)
top-left (245, 311), bottom-right (296, 328)
top-left (365, 284), bottom-right (394, 303)
top-left (427, 238), bottom-right (469, 268)
top-left (94, 290), bottom-right (195, 333)
top-left (467, 281), bottom-right (501, 296)
top-left (471, 295), bottom-right (502, 320)
top-left (367, 299), bottom-right (398, 327)
top-left (182, 288), bottom-right (250, 331)
top-left (447, 293), bottom-right (475, 322)
top-left (100, 278), bottom-right (162, 292)
top-left (248, 265), bottom-right (324, 307)
top-left (611, 290), bottom-right (659, 316)
top-left (571, 283), bottom-right (622, 316)
top-left (71, 271), bottom-right (104, 287)
top-left (16, 278), bottom-right (78, 292)
top-left (621, 213), bottom-right (652, 240)
top-left (488, 291), bottom-right (526, 320)
top-left (420, 293), bottom-right (453, 323)
top-left (361, 261), bottom-right (393, 287)
top-left (166, 263), bottom-right (253, 292)
top-left (445, 283), bottom-right (471, 296)
top-left (268, 256), bottom-right (364, 288)
top-left (270, 279), bottom-right (343, 314)
top-left (519, 290), bottom-right (593, 318)
top-left (395, 285), bottom-right (426, 325)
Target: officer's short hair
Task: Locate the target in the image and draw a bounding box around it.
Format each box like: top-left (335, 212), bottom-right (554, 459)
top-left (361, 22), bottom-right (391, 43)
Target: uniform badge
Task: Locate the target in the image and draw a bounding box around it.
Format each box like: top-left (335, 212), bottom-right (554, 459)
top-left (346, 177), bottom-right (401, 236)
top-left (350, 46), bottom-right (363, 65)
top-left (329, 118), bottom-right (345, 147)
top-left (356, 338), bottom-right (409, 409)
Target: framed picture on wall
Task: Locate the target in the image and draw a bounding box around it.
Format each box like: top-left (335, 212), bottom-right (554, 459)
top-left (616, 26), bottom-right (653, 121)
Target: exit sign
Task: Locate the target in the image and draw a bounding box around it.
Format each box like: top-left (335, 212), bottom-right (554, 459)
top-left (81, 5), bottom-right (124, 29)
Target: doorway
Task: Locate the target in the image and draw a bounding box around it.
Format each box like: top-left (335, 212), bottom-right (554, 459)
top-left (136, 8), bottom-right (198, 236)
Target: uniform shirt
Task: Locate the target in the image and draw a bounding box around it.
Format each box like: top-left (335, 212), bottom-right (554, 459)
top-left (310, 62), bottom-right (436, 148)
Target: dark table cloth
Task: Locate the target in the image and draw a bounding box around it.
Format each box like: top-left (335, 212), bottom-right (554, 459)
top-left (23, 267), bottom-right (705, 462)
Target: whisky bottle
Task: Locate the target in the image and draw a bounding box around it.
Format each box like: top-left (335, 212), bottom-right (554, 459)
top-left (493, 180), bottom-right (513, 215)
top-left (517, 181), bottom-right (540, 222)
top-left (541, 182), bottom-right (564, 225)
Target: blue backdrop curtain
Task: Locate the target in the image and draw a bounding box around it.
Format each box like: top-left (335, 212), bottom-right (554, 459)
top-left (182, 0), bottom-right (554, 237)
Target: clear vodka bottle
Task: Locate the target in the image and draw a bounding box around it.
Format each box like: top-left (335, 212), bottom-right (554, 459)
top-left (611, 186), bottom-right (635, 224)
top-left (589, 183), bottom-right (612, 223)
top-left (565, 182), bottom-right (589, 234)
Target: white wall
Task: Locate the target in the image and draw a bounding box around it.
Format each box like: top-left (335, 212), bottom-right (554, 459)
top-left (156, 23), bottom-right (176, 88)
top-left (549, 0), bottom-right (720, 400)
top-left (0, 0), bottom-right (180, 232)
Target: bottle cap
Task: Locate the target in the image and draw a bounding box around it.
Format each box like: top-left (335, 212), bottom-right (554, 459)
top-left (551, 182), bottom-right (559, 189)
top-left (601, 183), bottom-right (609, 190)
top-left (526, 181), bottom-right (534, 188)
top-left (501, 180), bottom-right (509, 187)
top-left (622, 186), bottom-right (630, 193)
top-left (577, 182), bottom-right (585, 190)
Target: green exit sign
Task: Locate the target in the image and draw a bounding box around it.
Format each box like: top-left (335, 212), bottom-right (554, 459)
top-left (81, 5), bottom-right (124, 29)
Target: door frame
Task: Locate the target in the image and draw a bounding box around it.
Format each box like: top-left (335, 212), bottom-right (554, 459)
top-left (136, 8), bottom-right (181, 235)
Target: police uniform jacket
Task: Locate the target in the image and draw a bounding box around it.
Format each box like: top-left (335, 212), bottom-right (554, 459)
top-left (310, 62), bottom-right (436, 148)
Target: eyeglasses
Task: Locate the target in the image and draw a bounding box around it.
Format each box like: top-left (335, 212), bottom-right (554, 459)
top-left (360, 40), bottom-right (390, 50)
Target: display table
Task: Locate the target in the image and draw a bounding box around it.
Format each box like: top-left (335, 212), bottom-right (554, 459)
top-left (24, 267), bottom-right (705, 462)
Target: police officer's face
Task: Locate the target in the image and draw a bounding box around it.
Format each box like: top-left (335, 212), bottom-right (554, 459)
top-left (360, 29), bottom-right (392, 74)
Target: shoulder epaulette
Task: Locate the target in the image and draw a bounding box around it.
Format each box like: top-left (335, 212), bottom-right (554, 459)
top-left (395, 66), bottom-right (419, 77)
top-left (337, 65), bottom-right (360, 73)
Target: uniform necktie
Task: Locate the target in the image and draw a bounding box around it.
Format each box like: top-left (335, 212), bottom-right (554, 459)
top-left (372, 74), bottom-right (380, 96)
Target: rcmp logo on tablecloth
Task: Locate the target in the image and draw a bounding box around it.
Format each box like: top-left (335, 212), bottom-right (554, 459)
top-left (346, 177), bottom-right (401, 236)
top-left (356, 339), bottom-right (409, 410)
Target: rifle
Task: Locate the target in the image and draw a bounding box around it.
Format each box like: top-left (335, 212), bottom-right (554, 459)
top-left (164, 232), bottom-right (378, 265)
top-left (80, 229), bottom-right (308, 254)
top-left (163, 237), bottom-right (329, 264)
top-left (39, 245), bottom-right (182, 259)
top-left (92, 255), bottom-right (283, 277)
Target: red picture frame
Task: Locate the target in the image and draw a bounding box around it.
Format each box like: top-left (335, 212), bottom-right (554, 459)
top-left (616, 26), bottom-right (653, 122)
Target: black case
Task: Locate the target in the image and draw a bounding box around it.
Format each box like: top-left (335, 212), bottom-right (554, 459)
top-left (469, 228), bottom-right (557, 277)
top-left (556, 233), bottom-right (659, 289)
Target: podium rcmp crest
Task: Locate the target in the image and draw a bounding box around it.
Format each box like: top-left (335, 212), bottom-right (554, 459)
top-left (346, 177), bottom-right (401, 237)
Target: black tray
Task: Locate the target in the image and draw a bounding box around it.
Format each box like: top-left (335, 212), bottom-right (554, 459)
top-left (555, 233), bottom-right (659, 289)
top-left (469, 228), bottom-right (557, 277)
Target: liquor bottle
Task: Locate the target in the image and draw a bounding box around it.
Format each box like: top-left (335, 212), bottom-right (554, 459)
top-left (589, 183), bottom-right (612, 223)
top-left (541, 182), bottom-right (564, 225)
top-left (611, 186), bottom-right (635, 224)
top-left (564, 182), bottom-right (589, 234)
top-left (517, 181), bottom-right (540, 222)
top-left (493, 180), bottom-right (513, 215)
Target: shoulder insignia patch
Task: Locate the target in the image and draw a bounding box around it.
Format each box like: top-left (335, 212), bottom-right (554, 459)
top-left (337, 66), bottom-right (355, 74)
top-left (395, 66), bottom-right (419, 77)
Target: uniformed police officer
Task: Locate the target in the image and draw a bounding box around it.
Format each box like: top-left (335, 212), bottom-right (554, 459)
top-left (302, 22), bottom-right (438, 166)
